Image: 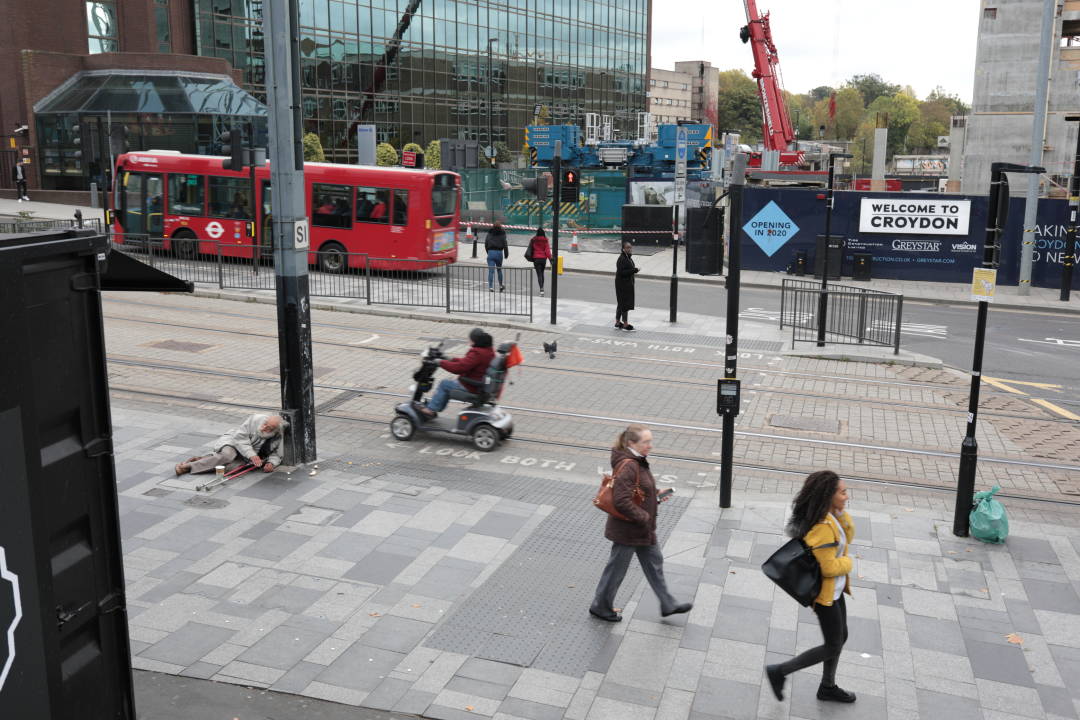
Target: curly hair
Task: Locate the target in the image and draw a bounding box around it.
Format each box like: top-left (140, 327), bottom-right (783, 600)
top-left (786, 470), bottom-right (841, 539)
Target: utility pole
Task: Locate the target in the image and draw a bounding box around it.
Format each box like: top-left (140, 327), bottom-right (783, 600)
top-left (816, 152), bottom-right (851, 347)
top-left (1019, 0), bottom-right (1056, 296)
top-left (954, 162), bottom-right (1043, 537)
top-left (551, 139), bottom-right (561, 325)
top-left (265, 0), bottom-right (316, 463)
top-left (671, 124), bottom-right (688, 323)
top-left (720, 153), bottom-right (748, 509)
top-left (1063, 115), bottom-right (1080, 302)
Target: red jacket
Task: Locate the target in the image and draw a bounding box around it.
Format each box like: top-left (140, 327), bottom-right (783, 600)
top-left (528, 235), bottom-right (552, 259)
top-left (440, 345), bottom-right (495, 391)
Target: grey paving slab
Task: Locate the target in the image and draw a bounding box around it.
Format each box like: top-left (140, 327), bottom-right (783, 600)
top-left (315, 644), bottom-right (407, 692)
top-left (251, 584), bottom-right (325, 614)
top-left (471, 511), bottom-right (529, 539)
top-left (362, 677), bottom-right (414, 711)
top-left (318, 532), bottom-right (383, 562)
top-left (1004, 598), bottom-right (1044, 636)
top-left (120, 509), bottom-right (171, 538)
top-left (241, 530), bottom-right (311, 562)
top-left (497, 696), bottom-right (566, 720)
top-left (906, 615), bottom-right (966, 656)
top-left (140, 622), bottom-right (236, 668)
top-left (843, 616), bottom-right (882, 657)
top-left (445, 674), bottom-right (513, 701)
top-left (393, 689), bottom-right (437, 715)
top-left (691, 676), bottom-right (760, 720)
top-left (595, 678), bottom-right (662, 708)
top-left (1048, 645), bottom-right (1080, 698)
top-left (362, 616), bottom-right (434, 653)
top-left (710, 602), bottom-right (771, 645)
top-left (1025, 579), bottom-right (1080, 614)
top-left (238, 625), bottom-right (327, 671)
top-left (1007, 537), bottom-right (1061, 565)
top-left (917, 688), bottom-right (985, 720)
top-left (271, 660), bottom-right (328, 694)
top-left (456, 657), bottom-right (526, 686)
top-left (1036, 683), bottom-right (1080, 719)
top-left (965, 638), bottom-right (1035, 687)
top-left (344, 550), bottom-right (416, 585)
top-left (679, 623), bottom-right (712, 652)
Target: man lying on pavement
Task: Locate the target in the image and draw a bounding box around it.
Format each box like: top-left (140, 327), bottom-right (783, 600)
top-left (175, 413), bottom-right (286, 476)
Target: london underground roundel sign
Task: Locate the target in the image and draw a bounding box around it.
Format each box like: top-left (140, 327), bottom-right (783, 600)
top-left (205, 221), bottom-right (225, 239)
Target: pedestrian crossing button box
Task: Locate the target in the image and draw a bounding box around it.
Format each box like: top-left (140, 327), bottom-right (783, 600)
top-left (717, 378), bottom-right (741, 416)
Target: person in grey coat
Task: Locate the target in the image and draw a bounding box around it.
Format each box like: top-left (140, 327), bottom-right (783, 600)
top-left (175, 413), bottom-right (286, 475)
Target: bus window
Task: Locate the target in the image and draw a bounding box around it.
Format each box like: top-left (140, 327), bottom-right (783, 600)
top-left (168, 173), bottom-right (205, 216)
top-left (392, 189), bottom-right (409, 226)
top-left (208, 176), bottom-right (253, 219)
top-left (431, 173), bottom-right (456, 227)
top-left (356, 186), bottom-right (390, 224)
top-left (312, 183), bottom-right (353, 229)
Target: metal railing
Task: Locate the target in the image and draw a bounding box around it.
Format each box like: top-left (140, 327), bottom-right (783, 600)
top-left (780, 278), bottom-right (903, 354)
top-left (1, 217), bottom-right (103, 234)
top-left (105, 240), bottom-right (531, 319)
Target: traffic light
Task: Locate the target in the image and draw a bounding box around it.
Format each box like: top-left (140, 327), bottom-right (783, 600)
top-left (522, 175), bottom-right (548, 200)
top-left (71, 122), bottom-right (83, 161)
top-left (220, 127), bottom-right (247, 171)
top-left (109, 124), bottom-right (129, 156)
top-left (560, 167), bottom-right (580, 203)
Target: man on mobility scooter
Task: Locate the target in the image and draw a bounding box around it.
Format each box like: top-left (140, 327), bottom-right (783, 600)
top-left (391, 328), bottom-right (522, 451)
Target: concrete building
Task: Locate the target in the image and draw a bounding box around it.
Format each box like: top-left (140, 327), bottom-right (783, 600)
top-left (963, 0), bottom-right (1080, 195)
top-left (674, 60), bottom-right (720, 131)
top-left (648, 68), bottom-right (692, 125)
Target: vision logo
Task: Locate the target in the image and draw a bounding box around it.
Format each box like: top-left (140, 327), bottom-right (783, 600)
top-left (743, 201), bottom-right (799, 257)
top-left (0, 547), bottom-right (22, 692)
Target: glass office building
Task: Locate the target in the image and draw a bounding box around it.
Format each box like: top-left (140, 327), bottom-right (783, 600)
top-left (194, 0), bottom-right (649, 162)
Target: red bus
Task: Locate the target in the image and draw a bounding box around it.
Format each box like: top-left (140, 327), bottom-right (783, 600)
top-left (109, 150), bottom-right (460, 271)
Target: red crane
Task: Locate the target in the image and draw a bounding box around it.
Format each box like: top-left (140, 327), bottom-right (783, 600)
top-left (740, 0), bottom-right (804, 168)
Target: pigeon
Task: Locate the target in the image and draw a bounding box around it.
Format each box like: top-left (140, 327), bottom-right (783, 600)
top-left (542, 341), bottom-right (557, 359)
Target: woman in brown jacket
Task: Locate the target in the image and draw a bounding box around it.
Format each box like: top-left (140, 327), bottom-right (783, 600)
top-left (766, 469), bottom-right (857, 704)
top-left (589, 424), bottom-right (693, 622)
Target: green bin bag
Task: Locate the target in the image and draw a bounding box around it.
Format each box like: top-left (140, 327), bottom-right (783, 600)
top-left (969, 485), bottom-right (1008, 544)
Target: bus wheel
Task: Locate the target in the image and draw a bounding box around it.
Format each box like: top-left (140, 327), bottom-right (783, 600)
top-left (318, 242), bottom-right (347, 273)
top-left (173, 230), bottom-right (198, 259)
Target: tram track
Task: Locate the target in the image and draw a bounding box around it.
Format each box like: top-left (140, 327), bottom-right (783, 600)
top-left (107, 371), bottom-right (1080, 509)
top-left (102, 309), bottom-right (1078, 426)
top-left (105, 356), bottom-right (1080, 475)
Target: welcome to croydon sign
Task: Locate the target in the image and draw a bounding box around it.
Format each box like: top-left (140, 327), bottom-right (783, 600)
top-left (858, 198), bottom-right (971, 235)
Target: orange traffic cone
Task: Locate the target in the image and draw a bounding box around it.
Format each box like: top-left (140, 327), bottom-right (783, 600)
top-left (570, 232), bottom-right (580, 252)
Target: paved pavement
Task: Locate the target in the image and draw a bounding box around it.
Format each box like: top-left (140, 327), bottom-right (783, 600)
top-left (98, 288), bottom-right (1080, 720)
top-left (5, 197), bottom-right (1080, 315)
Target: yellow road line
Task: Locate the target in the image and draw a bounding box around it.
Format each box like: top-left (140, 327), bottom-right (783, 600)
top-left (1030, 398), bottom-right (1080, 421)
top-left (983, 376), bottom-right (1062, 395)
top-left (981, 377), bottom-right (1029, 395)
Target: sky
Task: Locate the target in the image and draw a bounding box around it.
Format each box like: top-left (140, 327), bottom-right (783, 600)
top-left (651, 0), bottom-right (980, 102)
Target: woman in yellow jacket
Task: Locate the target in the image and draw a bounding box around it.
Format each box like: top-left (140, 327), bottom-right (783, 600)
top-left (766, 470), bottom-right (857, 704)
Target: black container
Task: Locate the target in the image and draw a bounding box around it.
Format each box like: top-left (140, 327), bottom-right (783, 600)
top-left (621, 204), bottom-right (673, 245)
top-left (684, 206), bottom-right (724, 275)
top-left (813, 234), bottom-right (843, 280)
top-left (794, 249), bottom-right (808, 276)
top-left (852, 252), bottom-right (872, 281)
top-left (0, 230), bottom-right (135, 719)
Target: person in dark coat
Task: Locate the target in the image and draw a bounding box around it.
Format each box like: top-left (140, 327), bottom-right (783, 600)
top-left (590, 424), bottom-right (693, 622)
top-left (526, 227), bottom-right (552, 295)
top-left (485, 222), bottom-right (509, 291)
top-left (419, 328), bottom-right (495, 419)
top-left (12, 158), bottom-right (29, 201)
top-left (614, 241), bottom-right (638, 330)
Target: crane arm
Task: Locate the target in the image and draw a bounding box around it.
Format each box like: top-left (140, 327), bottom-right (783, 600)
top-left (741, 0), bottom-right (796, 154)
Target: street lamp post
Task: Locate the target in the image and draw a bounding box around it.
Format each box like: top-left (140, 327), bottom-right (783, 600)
top-left (953, 162), bottom-right (1044, 537)
top-left (816, 152), bottom-right (852, 347)
top-left (487, 38), bottom-right (498, 169)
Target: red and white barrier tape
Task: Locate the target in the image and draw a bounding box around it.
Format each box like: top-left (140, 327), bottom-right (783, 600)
top-left (461, 222), bottom-right (673, 235)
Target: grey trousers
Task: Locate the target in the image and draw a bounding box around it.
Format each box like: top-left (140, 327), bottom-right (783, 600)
top-left (592, 542), bottom-right (678, 614)
top-left (188, 446), bottom-right (246, 474)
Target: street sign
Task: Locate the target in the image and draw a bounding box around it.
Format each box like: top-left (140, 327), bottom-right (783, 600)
top-left (356, 125), bottom-right (376, 165)
top-left (402, 150), bottom-right (417, 167)
top-left (674, 176), bottom-right (687, 203)
top-left (294, 220), bottom-right (309, 249)
top-left (675, 126), bottom-right (688, 179)
top-left (484, 145), bottom-right (496, 158)
top-left (971, 267), bottom-right (997, 303)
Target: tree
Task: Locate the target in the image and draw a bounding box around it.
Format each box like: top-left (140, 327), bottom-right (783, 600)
top-left (863, 91), bottom-right (922, 159)
top-left (717, 69), bottom-right (762, 143)
top-left (808, 85), bottom-right (834, 102)
top-left (302, 132), bottom-right (325, 162)
top-left (493, 141), bottom-right (512, 164)
top-left (376, 142), bottom-right (398, 166)
top-left (425, 139), bottom-right (441, 169)
top-left (845, 73), bottom-right (901, 107)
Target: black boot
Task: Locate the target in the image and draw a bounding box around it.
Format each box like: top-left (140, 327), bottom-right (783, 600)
top-left (816, 684), bottom-right (856, 703)
top-left (765, 664), bottom-right (785, 701)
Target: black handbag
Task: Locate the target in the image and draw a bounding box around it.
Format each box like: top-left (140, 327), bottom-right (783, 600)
top-left (761, 538), bottom-right (838, 607)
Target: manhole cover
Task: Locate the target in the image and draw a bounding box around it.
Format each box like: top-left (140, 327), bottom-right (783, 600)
top-left (769, 414), bottom-right (840, 434)
top-left (147, 340), bottom-right (214, 353)
top-left (143, 488), bottom-right (172, 497)
top-left (184, 496), bottom-right (230, 509)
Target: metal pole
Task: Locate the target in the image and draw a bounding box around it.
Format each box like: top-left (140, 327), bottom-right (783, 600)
top-left (487, 38), bottom-right (497, 169)
top-left (720, 153), bottom-right (747, 509)
top-left (265, 0), bottom-right (316, 463)
top-left (670, 205), bottom-right (679, 322)
top-left (1063, 116), bottom-right (1080, 302)
top-left (551, 140), bottom-right (561, 325)
top-left (1018, 0), bottom-right (1056, 296)
top-left (817, 153), bottom-right (850, 346)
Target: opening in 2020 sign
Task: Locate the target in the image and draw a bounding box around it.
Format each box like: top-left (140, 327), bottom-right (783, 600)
top-left (858, 198), bottom-right (971, 235)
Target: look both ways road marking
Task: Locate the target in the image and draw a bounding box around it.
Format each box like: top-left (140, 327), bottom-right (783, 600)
top-left (982, 376), bottom-right (1080, 421)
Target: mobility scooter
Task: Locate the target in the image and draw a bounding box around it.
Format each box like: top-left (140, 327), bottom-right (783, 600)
top-left (390, 337), bottom-right (520, 451)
